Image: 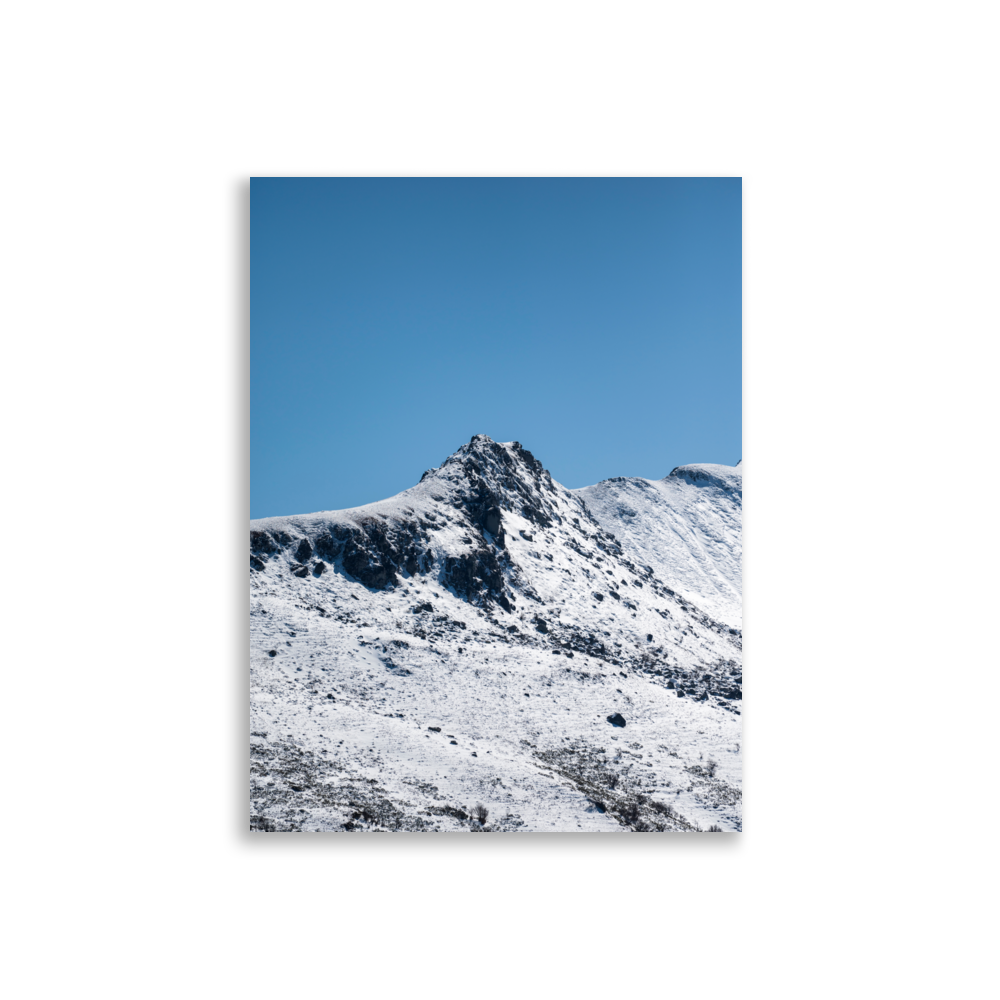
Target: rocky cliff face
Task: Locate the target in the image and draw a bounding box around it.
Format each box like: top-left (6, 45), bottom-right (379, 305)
top-left (251, 434), bottom-right (623, 614)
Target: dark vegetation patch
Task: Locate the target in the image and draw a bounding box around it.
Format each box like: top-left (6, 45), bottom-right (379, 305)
top-left (533, 744), bottom-right (701, 832)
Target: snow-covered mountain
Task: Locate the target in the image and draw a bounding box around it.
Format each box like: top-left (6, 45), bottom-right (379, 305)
top-left (576, 460), bottom-right (742, 628)
top-left (250, 435), bottom-right (742, 833)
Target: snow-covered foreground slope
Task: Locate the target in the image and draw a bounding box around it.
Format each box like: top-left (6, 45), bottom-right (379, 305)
top-left (250, 436), bottom-right (742, 833)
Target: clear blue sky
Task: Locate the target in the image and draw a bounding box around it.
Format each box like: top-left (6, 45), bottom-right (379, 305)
top-left (249, 177), bottom-right (741, 519)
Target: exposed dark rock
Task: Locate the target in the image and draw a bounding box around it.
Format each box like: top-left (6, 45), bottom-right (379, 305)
top-left (428, 726), bottom-right (441, 732)
top-left (267, 650), bottom-right (277, 657)
top-left (484, 506), bottom-right (502, 536)
top-left (593, 592), bottom-right (604, 602)
top-left (521, 504), bottom-right (551, 527)
top-left (341, 519), bottom-right (399, 589)
top-left (251, 555), bottom-right (265, 571)
top-left (313, 533), bottom-right (343, 563)
top-left (295, 538), bottom-right (313, 562)
top-left (291, 564), bottom-right (309, 578)
top-left (403, 549), bottom-right (420, 576)
top-left (534, 617), bottom-right (549, 633)
top-left (313, 561), bottom-right (326, 576)
top-left (606, 713), bottom-right (627, 728)
top-left (250, 530), bottom-right (278, 554)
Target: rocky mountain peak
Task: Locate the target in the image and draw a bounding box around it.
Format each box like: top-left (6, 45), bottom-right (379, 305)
top-left (419, 435), bottom-right (563, 532)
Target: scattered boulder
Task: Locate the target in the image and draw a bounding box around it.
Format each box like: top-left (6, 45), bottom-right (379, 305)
top-left (251, 555), bottom-right (265, 572)
top-left (291, 564), bottom-right (309, 578)
top-left (267, 650), bottom-right (277, 657)
top-left (427, 726), bottom-right (441, 732)
top-left (295, 538), bottom-right (313, 562)
top-left (646, 633), bottom-right (653, 641)
top-left (606, 712), bottom-right (627, 728)
top-left (534, 617), bottom-right (549, 634)
top-left (313, 561), bottom-right (326, 576)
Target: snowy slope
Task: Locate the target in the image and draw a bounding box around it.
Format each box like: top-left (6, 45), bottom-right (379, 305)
top-left (250, 436), bottom-right (742, 833)
top-left (574, 461), bottom-right (742, 627)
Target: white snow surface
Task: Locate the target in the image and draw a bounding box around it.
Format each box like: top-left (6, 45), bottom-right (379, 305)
top-left (250, 435), bottom-right (742, 833)
top-left (574, 461), bottom-right (742, 627)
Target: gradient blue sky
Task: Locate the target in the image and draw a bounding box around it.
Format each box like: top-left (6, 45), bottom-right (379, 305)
top-left (250, 177), bottom-right (741, 519)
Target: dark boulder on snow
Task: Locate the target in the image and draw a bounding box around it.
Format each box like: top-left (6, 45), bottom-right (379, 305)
top-left (295, 538), bottom-right (313, 562)
top-left (313, 560), bottom-right (326, 576)
top-left (251, 555), bottom-right (265, 571)
top-left (534, 617), bottom-right (549, 633)
top-left (606, 713), bottom-right (627, 727)
top-left (291, 563), bottom-right (309, 578)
